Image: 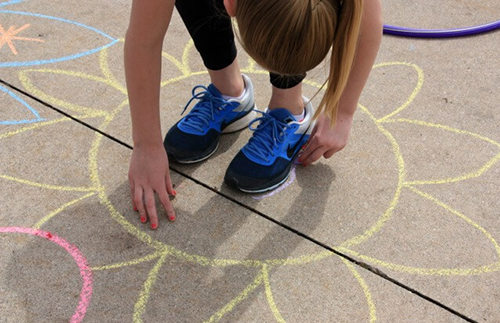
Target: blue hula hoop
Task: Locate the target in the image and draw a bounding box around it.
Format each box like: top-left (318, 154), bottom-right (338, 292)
top-left (383, 20), bottom-right (500, 38)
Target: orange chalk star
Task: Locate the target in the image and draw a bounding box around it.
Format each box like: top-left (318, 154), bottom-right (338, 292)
top-left (0, 23), bottom-right (44, 55)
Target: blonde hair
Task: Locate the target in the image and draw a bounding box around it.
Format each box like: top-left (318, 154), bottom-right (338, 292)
top-left (234, 0), bottom-right (363, 126)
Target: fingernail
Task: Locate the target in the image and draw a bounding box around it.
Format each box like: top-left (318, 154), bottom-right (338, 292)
top-left (169, 215), bottom-right (176, 222)
top-left (172, 190), bottom-right (177, 196)
top-left (140, 217), bottom-right (147, 223)
top-left (133, 206), bottom-right (138, 212)
top-left (151, 223), bottom-right (157, 230)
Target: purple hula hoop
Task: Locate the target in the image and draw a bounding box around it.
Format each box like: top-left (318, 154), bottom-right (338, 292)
top-left (383, 20), bottom-right (500, 38)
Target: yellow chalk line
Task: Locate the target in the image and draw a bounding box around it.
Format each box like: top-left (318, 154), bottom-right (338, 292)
top-left (99, 190), bottom-right (168, 251)
top-left (160, 71), bottom-right (207, 88)
top-left (264, 250), bottom-right (333, 266)
top-left (32, 192), bottom-right (96, 229)
top-left (0, 117), bottom-right (68, 140)
top-left (240, 67), bottom-right (267, 75)
top-left (99, 41), bottom-right (127, 94)
top-left (181, 39), bottom-right (194, 73)
top-left (340, 184), bottom-right (500, 276)
top-left (162, 51), bottom-right (190, 77)
top-left (133, 250), bottom-right (170, 323)
top-left (388, 118), bottom-right (500, 149)
top-left (204, 270), bottom-right (264, 323)
top-left (376, 62), bottom-right (424, 123)
top-left (339, 104), bottom-right (406, 249)
top-left (383, 118), bottom-right (500, 185)
top-left (302, 78), bottom-right (324, 89)
top-left (0, 112), bottom-right (103, 141)
top-left (340, 257), bottom-right (377, 323)
top-left (91, 251), bottom-right (162, 271)
top-left (19, 69), bottom-right (114, 116)
top-left (340, 248), bottom-right (500, 276)
top-left (406, 152), bottom-right (500, 186)
top-left (406, 185), bottom-right (500, 258)
top-left (0, 173), bottom-right (95, 192)
top-left (262, 264), bottom-right (286, 323)
top-left (244, 57), bottom-right (257, 73)
top-left (338, 185), bottom-right (500, 276)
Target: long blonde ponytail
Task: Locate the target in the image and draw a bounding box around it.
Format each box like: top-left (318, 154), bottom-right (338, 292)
top-left (317, 0), bottom-right (363, 123)
top-left (234, 0), bottom-right (364, 126)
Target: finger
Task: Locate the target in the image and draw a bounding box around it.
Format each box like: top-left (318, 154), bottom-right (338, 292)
top-left (134, 186), bottom-right (147, 224)
top-left (129, 179), bottom-right (138, 212)
top-left (165, 174), bottom-right (176, 198)
top-left (158, 190), bottom-right (176, 222)
top-left (301, 146), bottom-right (326, 167)
top-left (144, 189), bottom-right (158, 230)
top-left (298, 137), bottom-right (319, 164)
top-left (323, 148), bottom-right (337, 159)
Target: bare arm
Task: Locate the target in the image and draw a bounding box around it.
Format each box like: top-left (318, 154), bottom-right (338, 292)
top-left (299, 0), bottom-right (383, 166)
top-left (125, 0), bottom-right (177, 228)
top-left (337, 0), bottom-right (383, 118)
top-left (125, 0), bottom-right (174, 147)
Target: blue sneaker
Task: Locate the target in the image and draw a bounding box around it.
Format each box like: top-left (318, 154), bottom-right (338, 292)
top-left (164, 75), bottom-right (256, 163)
top-left (224, 98), bottom-right (315, 193)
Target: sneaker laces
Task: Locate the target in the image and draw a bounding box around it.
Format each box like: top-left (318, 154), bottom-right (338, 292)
top-left (244, 110), bottom-right (293, 163)
top-left (180, 85), bottom-right (231, 133)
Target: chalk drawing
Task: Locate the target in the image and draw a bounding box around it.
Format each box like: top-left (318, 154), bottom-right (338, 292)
top-left (252, 165), bottom-right (297, 200)
top-left (204, 269), bottom-right (264, 323)
top-left (0, 0), bottom-right (24, 8)
top-left (8, 42), bottom-right (377, 321)
top-left (0, 84), bottom-right (44, 125)
top-left (2, 36), bottom-right (500, 322)
top-left (262, 264), bottom-right (286, 323)
top-left (0, 23), bottom-right (43, 55)
top-left (0, 10), bottom-right (118, 67)
top-left (0, 227), bottom-right (93, 323)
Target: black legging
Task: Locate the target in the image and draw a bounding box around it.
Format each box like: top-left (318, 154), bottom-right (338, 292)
top-left (175, 0), bottom-right (305, 89)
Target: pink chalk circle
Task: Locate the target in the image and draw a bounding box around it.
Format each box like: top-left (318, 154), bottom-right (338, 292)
top-left (0, 227), bottom-right (93, 323)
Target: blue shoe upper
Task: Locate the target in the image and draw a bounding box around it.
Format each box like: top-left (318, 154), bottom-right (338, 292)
top-left (177, 85), bottom-right (241, 135)
top-left (242, 109), bottom-right (307, 166)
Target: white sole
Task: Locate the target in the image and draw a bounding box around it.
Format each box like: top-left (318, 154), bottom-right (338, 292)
top-left (238, 171), bottom-right (291, 194)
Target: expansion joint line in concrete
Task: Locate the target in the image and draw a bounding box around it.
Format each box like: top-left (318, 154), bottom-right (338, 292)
top-left (0, 78), bottom-right (133, 150)
top-left (0, 77), bottom-right (478, 323)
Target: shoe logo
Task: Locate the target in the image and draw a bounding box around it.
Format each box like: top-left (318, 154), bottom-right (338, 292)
top-left (286, 124), bottom-right (311, 159)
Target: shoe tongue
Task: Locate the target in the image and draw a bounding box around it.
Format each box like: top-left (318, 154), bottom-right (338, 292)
top-left (207, 84), bottom-right (222, 98)
top-left (269, 108), bottom-right (294, 123)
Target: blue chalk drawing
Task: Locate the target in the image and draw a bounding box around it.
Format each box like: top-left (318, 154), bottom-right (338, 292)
top-left (0, 0), bottom-right (24, 8)
top-left (0, 10), bottom-right (119, 67)
top-left (0, 84), bottom-right (45, 125)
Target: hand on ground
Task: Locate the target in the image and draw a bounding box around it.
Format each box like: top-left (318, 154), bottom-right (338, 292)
top-left (128, 144), bottom-right (176, 229)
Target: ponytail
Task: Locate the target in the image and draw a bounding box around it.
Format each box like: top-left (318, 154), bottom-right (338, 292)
top-left (316, 0), bottom-right (364, 125)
